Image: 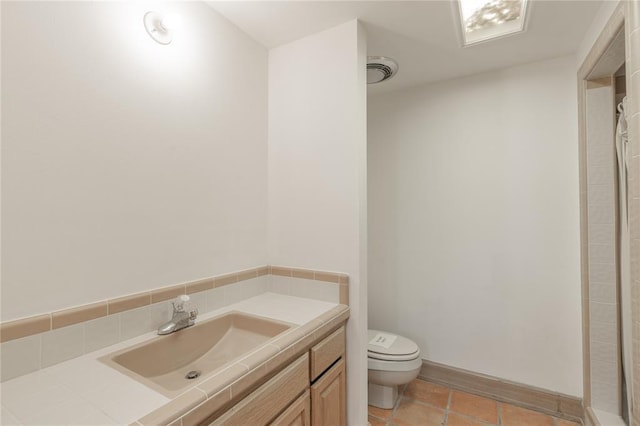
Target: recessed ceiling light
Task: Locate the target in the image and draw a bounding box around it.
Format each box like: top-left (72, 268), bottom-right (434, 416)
top-left (456, 0), bottom-right (528, 46)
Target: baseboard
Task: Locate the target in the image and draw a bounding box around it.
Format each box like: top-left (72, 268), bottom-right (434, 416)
top-left (419, 360), bottom-right (584, 423)
top-left (584, 407), bottom-right (600, 426)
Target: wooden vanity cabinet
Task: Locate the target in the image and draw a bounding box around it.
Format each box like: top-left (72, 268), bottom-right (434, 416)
top-left (271, 390), bottom-right (311, 426)
top-left (310, 358), bottom-right (346, 426)
top-left (210, 354), bottom-right (309, 426)
top-left (207, 324), bottom-right (346, 426)
top-left (309, 327), bottom-right (346, 426)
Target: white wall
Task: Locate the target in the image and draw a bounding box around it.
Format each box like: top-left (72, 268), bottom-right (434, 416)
top-left (1, 1), bottom-right (268, 321)
top-left (576, 0), bottom-right (620, 67)
top-left (368, 55), bottom-right (583, 396)
top-left (268, 20), bottom-right (368, 425)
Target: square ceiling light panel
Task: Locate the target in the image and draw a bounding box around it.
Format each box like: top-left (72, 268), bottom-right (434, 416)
top-left (457, 0), bottom-right (529, 46)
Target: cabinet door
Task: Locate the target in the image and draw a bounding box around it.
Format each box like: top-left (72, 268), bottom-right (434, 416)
top-left (310, 358), bottom-right (346, 426)
top-left (210, 354), bottom-right (309, 426)
top-left (271, 390), bottom-right (310, 426)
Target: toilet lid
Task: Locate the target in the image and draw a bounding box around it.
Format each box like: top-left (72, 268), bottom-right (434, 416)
top-left (367, 329), bottom-right (420, 361)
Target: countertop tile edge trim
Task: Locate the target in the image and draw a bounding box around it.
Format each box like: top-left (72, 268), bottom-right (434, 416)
top-left (0, 265), bottom-right (349, 343)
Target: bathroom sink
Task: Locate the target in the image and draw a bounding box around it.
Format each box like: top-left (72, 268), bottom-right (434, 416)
top-left (100, 311), bottom-right (292, 397)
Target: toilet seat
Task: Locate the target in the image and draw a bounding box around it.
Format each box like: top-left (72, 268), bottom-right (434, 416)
top-left (368, 356), bottom-right (423, 372)
top-left (367, 329), bottom-right (420, 361)
top-left (368, 350), bottom-right (420, 362)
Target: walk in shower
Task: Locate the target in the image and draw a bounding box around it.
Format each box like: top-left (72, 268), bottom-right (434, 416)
top-left (579, 6), bottom-right (635, 425)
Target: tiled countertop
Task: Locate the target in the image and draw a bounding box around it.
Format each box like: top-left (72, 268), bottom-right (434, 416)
top-left (0, 293), bottom-right (345, 425)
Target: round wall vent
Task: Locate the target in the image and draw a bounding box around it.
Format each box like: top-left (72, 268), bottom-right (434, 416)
top-left (367, 56), bottom-right (398, 84)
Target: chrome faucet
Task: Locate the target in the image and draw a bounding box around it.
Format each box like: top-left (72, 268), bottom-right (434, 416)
top-left (157, 295), bottom-right (198, 335)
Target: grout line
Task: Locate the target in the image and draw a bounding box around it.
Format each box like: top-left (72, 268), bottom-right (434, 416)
top-left (37, 333), bottom-right (43, 371)
top-left (447, 410), bottom-right (496, 425)
top-left (442, 388), bottom-right (453, 426)
top-left (367, 413), bottom-right (388, 423)
top-left (497, 401), bottom-right (502, 426)
top-left (400, 393), bottom-right (448, 411)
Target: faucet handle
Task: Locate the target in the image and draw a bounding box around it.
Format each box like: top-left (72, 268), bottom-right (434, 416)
top-left (172, 295), bottom-right (191, 313)
top-left (189, 308), bottom-right (198, 320)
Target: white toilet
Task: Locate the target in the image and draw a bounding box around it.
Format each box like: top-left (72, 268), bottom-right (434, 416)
top-left (367, 329), bottom-right (422, 409)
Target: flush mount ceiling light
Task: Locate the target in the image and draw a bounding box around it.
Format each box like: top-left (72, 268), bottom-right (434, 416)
top-left (455, 0), bottom-right (528, 46)
top-left (144, 11), bottom-right (182, 45)
top-left (367, 57), bottom-right (399, 84)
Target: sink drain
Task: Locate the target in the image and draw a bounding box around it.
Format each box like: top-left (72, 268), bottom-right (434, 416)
top-left (185, 370), bottom-right (201, 380)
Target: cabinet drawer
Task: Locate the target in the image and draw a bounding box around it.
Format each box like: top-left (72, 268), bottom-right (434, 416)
top-left (210, 353), bottom-right (309, 426)
top-left (310, 326), bottom-right (345, 381)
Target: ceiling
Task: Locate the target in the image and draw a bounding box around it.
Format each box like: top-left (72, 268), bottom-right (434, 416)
top-left (207, 1), bottom-right (603, 95)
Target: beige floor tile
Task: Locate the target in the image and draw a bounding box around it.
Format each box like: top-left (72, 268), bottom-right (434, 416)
top-left (369, 415), bottom-right (389, 426)
top-left (393, 398), bottom-right (445, 426)
top-left (449, 391), bottom-right (498, 424)
top-left (403, 379), bottom-right (451, 409)
top-left (368, 404), bottom-right (394, 420)
top-left (557, 419), bottom-right (580, 426)
top-left (501, 403), bottom-right (555, 426)
top-left (445, 412), bottom-right (493, 425)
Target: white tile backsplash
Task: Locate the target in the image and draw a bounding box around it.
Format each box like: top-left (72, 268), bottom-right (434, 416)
top-left (187, 291), bottom-right (207, 314)
top-left (0, 335), bottom-right (40, 382)
top-left (206, 287), bottom-right (225, 312)
top-left (239, 276), bottom-right (268, 299)
top-left (223, 281), bottom-right (245, 305)
top-left (234, 293), bottom-right (337, 326)
top-left (1, 274), bottom-right (340, 383)
top-left (290, 279), bottom-right (340, 304)
top-left (119, 306), bottom-right (153, 341)
top-left (85, 315), bottom-right (120, 353)
top-left (41, 324), bottom-right (84, 368)
top-left (149, 302), bottom-right (172, 330)
top-left (268, 275), bottom-right (340, 304)
top-left (268, 276), bottom-right (291, 295)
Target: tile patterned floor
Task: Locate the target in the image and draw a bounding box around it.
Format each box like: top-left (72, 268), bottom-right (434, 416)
top-left (368, 379), bottom-right (582, 426)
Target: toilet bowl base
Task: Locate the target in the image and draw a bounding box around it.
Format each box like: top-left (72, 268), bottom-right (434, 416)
top-left (368, 383), bottom-right (398, 409)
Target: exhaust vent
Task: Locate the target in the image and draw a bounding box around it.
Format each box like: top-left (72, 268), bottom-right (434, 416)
top-left (367, 57), bottom-right (398, 84)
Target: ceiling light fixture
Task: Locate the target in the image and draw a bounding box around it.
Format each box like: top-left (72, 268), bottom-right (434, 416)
top-left (144, 11), bottom-right (182, 45)
top-left (456, 0), bottom-right (528, 46)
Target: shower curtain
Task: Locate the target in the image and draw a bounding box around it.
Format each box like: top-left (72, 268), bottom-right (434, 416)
top-left (616, 97), bottom-right (632, 424)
